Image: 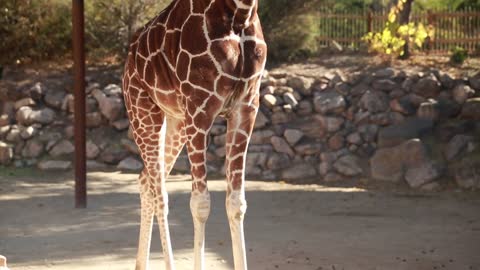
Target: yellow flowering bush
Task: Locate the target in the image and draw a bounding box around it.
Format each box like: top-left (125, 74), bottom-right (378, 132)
top-left (363, 0), bottom-right (434, 58)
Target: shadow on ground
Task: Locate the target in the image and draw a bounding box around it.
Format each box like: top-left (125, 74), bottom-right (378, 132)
top-left (0, 171), bottom-right (479, 270)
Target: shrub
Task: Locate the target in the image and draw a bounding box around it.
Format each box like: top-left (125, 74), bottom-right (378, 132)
top-left (450, 46), bottom-right (468, 65)
top-left (259, 0), bottom-right (322, 62)
top-left (0, 0), bottom-right (71, 64)
top-left (362, 0), bottom-right (434, 58)
top-left (266, 14), bottom-right (319, 62)
top-left (0, 0), bottom-right (168, 65)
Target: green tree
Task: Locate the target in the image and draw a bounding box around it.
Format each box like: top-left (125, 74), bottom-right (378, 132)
top-left (0, 0), bottom-right (71, 64)
top-left (86, 0), bottom-right (169, 56)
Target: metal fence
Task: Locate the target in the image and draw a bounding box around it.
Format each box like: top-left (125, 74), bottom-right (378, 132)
top-left (316, 7), bottom-right (480, 54)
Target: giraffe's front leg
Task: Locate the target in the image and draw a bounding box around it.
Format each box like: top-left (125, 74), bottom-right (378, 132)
top-left (190, 186), bottom-right (211, 270)
top-left (187, 125), bottom-right (213, 270)
top-left (187, 128), bottom-right (212, 270)
top-left (225, 95), bottom-right (259, 270)
top-left (183, 86), bottom-right (223, 270)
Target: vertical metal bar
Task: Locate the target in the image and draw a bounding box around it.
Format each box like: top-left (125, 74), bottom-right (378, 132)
top-left (72, 0), bottom-right (87, 208)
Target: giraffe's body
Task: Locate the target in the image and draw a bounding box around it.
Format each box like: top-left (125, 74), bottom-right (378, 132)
top-left (122, 0), bottom-right (266, 269)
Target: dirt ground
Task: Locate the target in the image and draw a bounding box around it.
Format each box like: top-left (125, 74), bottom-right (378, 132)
top-left (0, 170), bottom-right (479, 270)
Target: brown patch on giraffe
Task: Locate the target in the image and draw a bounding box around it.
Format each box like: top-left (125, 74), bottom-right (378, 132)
top-left (234, 132), bottom-right (248, 144)
top-left (244, 15), bottom-right (263, 38)
top-left (166, 0), bottom-right (191, 30)
top-left (185, 126), bottom-right (197, 138)
top-left (191, 170), bottom-right (206, 184)
top-left (210, 40), bottom-right (242, 76)
top-left (138, 87), bottom-right (150, 98)
top-left (143, 62), bottom-right (157, 87)
top-left (134, 55), bottom-right (147, 77)
top-left (140, 54), bottom-right (178, 91)
top-left (189, 88), bottom-right (211, 107)
top-left (127, 83), bottom-right (140, 99)
top-left (229, 144), bottom-right (246, 160)
top-left (204, 95), bottom-right (223, 117)
top-left (233, 8), bottom-right (251, 30)
top-left (216, 76), bottom-right (237, 97)
top-left (136, 31), bottom-right (150, 53)
top-left (180, 82), bottom-right (195, 97)
top-left (143, 137), bottom-right (154, 145)
top-left (224, 0), bottom-right (237, 11)
top-left (242, 40), bottom-right (266, 78)
top-left (176, 51), bottom-right (190, 81)
top-left (152, 90), bottom-right (182, 117)
top-left (193, 112), bottom-right (214, 131)
top-left (144, 116), bottom-right (155, 126)
top-left (163, 31), bottom-right (181, 68)
top-left (205, 1), bottom-right (233, 40)
top-left (148, 25), bottom-right (166, 54)
top-left (192, 0), bottom-right (209, 13)
top-left (191, 132), bottom-right (207, 148)
top-left (131, 118), bottom-right (140, 129)
top-left (181, 16), bottom-right (208, 55)
top-left (189, 151), bottom-right (204, 164)
top-left (189, 55), bottom-right (219, 90)
top-left (146, 145), bottom-right (157, 152)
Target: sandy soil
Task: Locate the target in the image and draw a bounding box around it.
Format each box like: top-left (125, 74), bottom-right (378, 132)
top-left (0, 171), bottom-right (479, 270)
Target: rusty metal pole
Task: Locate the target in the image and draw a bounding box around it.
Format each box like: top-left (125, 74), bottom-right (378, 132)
top-left (72, 0), bottom-right (87, 208)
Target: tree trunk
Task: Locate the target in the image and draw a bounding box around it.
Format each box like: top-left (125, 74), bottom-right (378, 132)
top-left (398, 0), bottom-right (414, 59)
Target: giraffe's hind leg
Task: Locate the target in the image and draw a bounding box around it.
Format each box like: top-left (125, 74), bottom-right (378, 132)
top-left (136, 170), bottom-right (156, 270)
top-left (123, 73), bottom-right (178, 270)
top-left (155, 116), bottom-right (187, 270)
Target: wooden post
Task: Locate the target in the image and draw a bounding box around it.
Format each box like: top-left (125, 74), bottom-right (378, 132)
top-left (72, 0), bottom-right (87, 208)
top-left (426, 10), bottom-right (435, 53)
top-left (367, 10), bottom-right (373, 33)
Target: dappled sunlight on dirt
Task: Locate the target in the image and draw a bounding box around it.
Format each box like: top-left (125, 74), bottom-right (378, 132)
top-left (1, 171), bottom-right (479, 270)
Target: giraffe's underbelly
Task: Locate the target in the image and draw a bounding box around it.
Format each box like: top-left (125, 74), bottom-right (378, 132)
top-left (150, 87), bottom-right (185, 119)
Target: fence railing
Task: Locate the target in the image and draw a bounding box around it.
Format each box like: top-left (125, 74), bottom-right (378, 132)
top-left (316, 7), bottom-right (480, 54)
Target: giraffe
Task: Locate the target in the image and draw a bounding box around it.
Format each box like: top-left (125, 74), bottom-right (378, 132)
top-left (122, 0), bottom-right (267, 269)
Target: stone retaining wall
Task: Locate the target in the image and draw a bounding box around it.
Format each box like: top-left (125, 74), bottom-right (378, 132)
top-left (1, 66), bottom-right (480, 190)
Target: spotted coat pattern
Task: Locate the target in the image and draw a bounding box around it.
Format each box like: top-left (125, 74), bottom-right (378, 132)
top-left (122, 0), bottom-right (266, 269)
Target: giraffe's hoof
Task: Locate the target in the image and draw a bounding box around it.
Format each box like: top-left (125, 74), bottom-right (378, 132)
top-left (0, 255), bottom-right (10, 270)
